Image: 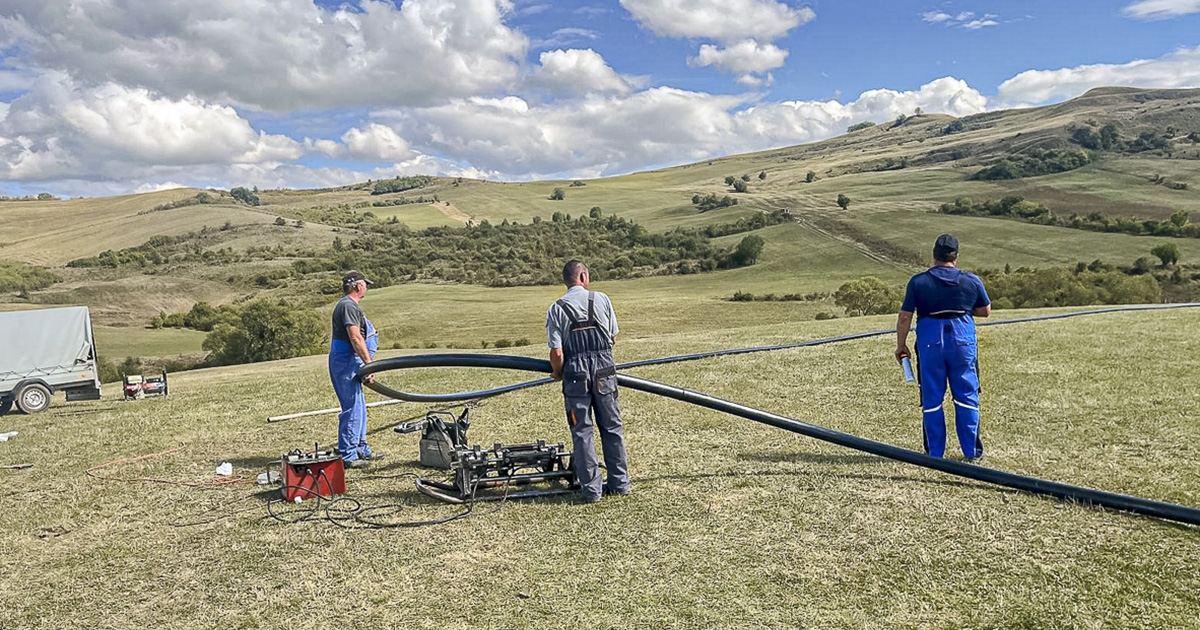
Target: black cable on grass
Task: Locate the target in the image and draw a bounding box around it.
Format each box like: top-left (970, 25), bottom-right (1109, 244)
top-left (358, 303), bottom-right (1200, 526)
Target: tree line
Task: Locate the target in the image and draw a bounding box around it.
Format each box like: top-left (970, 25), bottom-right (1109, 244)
top-left (937, 196), bottom-right (1197, 238)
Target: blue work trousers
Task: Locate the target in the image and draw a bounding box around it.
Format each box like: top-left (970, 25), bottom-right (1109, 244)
top-left (329, 340), bottom-right (371, 462)
top-left (916, 318), bottom-right (983, 459)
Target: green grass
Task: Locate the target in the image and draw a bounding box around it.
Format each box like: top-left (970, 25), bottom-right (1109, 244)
top-left (1, 306), bottom-right (1198, 628)
top-left (93, 325), bottom-right (207, 362)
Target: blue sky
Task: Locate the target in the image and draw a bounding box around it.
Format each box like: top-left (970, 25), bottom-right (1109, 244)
top-left (0, 0), bottom-right (1198, 198)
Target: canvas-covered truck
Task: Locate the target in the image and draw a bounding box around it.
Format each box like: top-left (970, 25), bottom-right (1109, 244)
top-left (1, 306), bottom-right (102, 415)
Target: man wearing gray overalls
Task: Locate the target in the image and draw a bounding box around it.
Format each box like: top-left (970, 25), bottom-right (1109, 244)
top-left (547, 260), bottom-right (630, 503)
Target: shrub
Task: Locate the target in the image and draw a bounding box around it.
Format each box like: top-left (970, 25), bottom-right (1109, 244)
top-left (834, 277), bottom-right (901, 316)
top-left (201, 300), bottom-right (326, 366)
top-left (230, 186), bottom-right (260, 206)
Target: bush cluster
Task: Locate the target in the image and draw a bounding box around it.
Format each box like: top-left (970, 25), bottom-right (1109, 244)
top-left (327, 212), bottom-right (770, 288)
top-left (938, 196), bottom-right (1198, 238)
top-left (371, 176), bottom-right (434, 195)
top-left (0, 261), bottom-right (61, 294)
top-left (971, 149), bottom-right (1091, 180)
top-left (728, 290), bottom-right (829, 302)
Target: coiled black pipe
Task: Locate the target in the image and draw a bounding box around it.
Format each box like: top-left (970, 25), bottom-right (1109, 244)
top-left (359, 303), bottom-right (1200, 525)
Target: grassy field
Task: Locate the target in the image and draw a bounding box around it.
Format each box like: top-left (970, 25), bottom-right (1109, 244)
top-left (1, 306), bottom-right (1197, 628)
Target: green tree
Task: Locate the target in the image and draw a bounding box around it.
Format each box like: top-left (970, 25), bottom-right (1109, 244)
top-left (37, 192), bottom-right (54, 200)
top-left (549, 188), bottom-right (565, 200)
top-left (732, 180), bottom-right (749, 193)
top-left (740, 174), bottom-right (751, 182)
top-left (727, 235), bottom-right (765, 267)
top-left (834, 277), bottom-right (901, 316)
top-left (758, 170), bottom-right (767, 180)
top-left (1150, 242), bottom-right (1180, 266)
top-left (589, 206), bottom-right (602, 219)
top-left (836, 194), bottom-right (850, 210)
top-left (230, 186), bottom-right (260, 206)
top-left (1170, 209), bottom-right (1190, 228)
top-left (805, 171), bottom-right (816, 183)
top-left (724, 176), bottom-right (736, 186)
top-left (202, 301), bottom-right (326, 365)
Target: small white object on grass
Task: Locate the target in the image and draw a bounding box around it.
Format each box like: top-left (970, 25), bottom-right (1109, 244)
top-left (293, 496), bottom-right (303, 504)
top-left (0, 431), bottom-right (17, 442)
top-left (215, 462), bottom-right (233, 476)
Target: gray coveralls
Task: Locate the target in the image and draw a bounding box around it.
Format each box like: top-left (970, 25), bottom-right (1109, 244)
top-left (556, 293), bottom-right (630, 501)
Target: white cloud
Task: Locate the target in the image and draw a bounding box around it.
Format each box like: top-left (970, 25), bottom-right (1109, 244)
top-left (0, 74), bottom-right (301, 181)
top-left (923, 10), bottom-right (999, 29)
top-left (690, 40), bottom-right (789, 78)
top-left (963, 18), bottom-right (998, 29)
top-left (620, 0), bottom-right (814, 42)
top-left (340, 124), bottom-right (412, 161)
top-left (531, 49), bottom-right (634, 96)
top-left (0, 0), bottom-right (529, 111)
top-left (134, 181), bottom-right (189, 194)
top-left (378, 77), bottom-right (987, 179)
top-left (1123, 0), bottom-right (1200, 18)
top-left (995, 45), bottom-right (1200, 106)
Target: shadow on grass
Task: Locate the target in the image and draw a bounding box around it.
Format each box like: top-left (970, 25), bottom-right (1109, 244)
top-left (636, 467), bottom-right (992, 493)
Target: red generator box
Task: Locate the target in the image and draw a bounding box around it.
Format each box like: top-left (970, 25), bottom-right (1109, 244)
top-left (281, 449), bottom-right (346, 501)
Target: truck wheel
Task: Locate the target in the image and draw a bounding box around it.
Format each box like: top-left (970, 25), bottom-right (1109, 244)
top-left (15, 383), bottom-right (51, 414)
top-left (0, 398), bottom-right (11, 416)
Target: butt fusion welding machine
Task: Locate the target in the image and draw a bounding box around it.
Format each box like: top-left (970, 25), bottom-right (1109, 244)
top-left (395, 407), bottom-right (578, 503)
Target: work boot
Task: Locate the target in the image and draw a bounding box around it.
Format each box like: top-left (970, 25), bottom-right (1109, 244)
top-left (345, 459), bottom-right (371, 469)
top-left (364, 452), bottom-right (386, 461)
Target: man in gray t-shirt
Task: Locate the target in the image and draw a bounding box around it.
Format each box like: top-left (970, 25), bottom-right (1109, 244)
top-left (329, 270), bottom-right (384, 469)
top-left (546, 260), bottom-right (629, 503)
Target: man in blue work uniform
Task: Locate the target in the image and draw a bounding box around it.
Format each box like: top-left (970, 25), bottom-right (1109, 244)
top-left (329, 270), bottom-right (384, 469)
top-left (895, 235), bottom-right (992, 462)
top-left (547, 260), bottom-right (630, 503)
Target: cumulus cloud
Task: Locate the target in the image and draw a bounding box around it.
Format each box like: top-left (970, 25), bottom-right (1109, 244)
top-left (922, 11), bottom-right (999, 29)
top-left (690, 40), bottom-right (788, 83)
top-left (530, 49), bottom-right (634, 96)
top-left (995, 45), bottom-right (1200, 106)
top-left (620, 0), bottom-right (814, 42)
top-left (376, 77), bottom-right (987, 180)
top-left (0, 74), bottom-right (300, 181)
top-left (340, 124), bottom-right (413, 161)
top-left (0, 0), bottom-right (529, 111)
top-left (1122, 0), bottom-right (1200, 18)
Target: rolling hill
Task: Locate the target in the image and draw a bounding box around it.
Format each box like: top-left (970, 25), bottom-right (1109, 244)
top-left (1, 86), bottom-right (1198, 362)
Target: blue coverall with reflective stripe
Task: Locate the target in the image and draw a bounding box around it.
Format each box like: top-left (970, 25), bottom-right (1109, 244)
top-left (901, 266), bottom-right (990, 459)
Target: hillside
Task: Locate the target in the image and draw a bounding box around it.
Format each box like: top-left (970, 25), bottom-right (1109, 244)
top-left (2, 87), bottom-right (1199, 363)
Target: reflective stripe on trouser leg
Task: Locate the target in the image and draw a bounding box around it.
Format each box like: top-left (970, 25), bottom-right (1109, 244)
top-left (565, 396), bottom-right (602, 500)
top-left (329, 352), bottom-right (365, 462)
top-left (948, 347), bottom-right (983, 459)
top-left (593, 389), bottom-right (629, 494)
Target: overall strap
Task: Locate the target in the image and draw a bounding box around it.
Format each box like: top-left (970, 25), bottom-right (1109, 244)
top-left (556, 299), bottom-right (586, 325)
top-left (587, 292), bottom-right (595, 323)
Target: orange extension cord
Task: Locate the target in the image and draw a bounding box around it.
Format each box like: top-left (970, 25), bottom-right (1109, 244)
top-left (86, 444), bottom-right (251, 487)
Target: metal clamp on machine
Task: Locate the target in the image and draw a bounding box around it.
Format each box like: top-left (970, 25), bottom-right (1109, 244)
top-left (414, 439), bottom-right (577, 504)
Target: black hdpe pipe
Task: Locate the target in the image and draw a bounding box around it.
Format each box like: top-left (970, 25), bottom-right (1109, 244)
top-left (358, 303), bottom-right (1200, 525)
top-left (364, 303), bottom-right (1200, 404)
